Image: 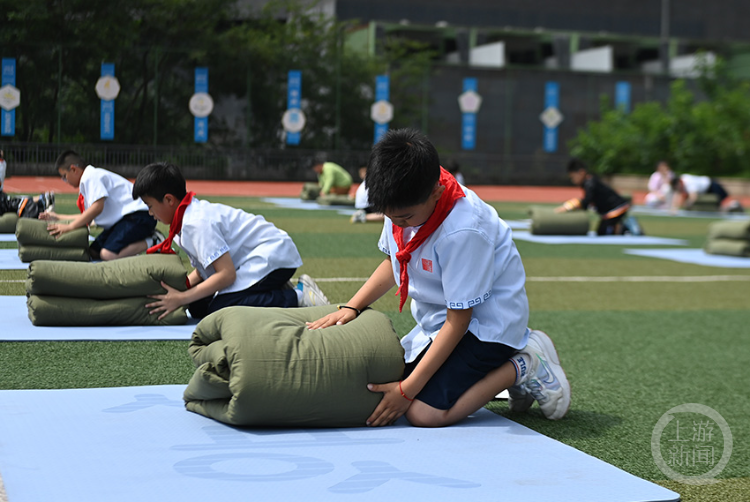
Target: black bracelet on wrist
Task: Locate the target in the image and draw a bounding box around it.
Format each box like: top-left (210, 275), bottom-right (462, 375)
top-left (337, 305), bottom-right (361, 317)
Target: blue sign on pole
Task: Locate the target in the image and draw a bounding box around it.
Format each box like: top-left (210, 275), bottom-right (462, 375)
top-left (1, 58), bottom-right (16, 137)
top-left (615, 81), bottom-right (631, 113)
top-left (543, 82), bottom-right (560, 153)
top-left (286, 70), bottom-right (302, 145)
top-left (373, 75), bottom-right (390, 144)
top-left (194, 67), bottom-right (209, 143)
top-left (461, 78), bottom-right (478, 150)
top-left (100, 63), bottom-right (115, 141)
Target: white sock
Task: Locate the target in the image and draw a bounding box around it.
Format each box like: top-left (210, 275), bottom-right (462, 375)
top-left (511, 353), bottom-right (532, 386)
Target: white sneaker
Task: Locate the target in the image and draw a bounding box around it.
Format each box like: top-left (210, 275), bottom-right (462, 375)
top-left (515, 330), bottom-right (571, 420)
top-left (350, 209), bottom-right (367, 224)
top-left (41, 191), bottom-right (55, 212)
top-left (297, 274), bottom-right (330, 307)
top-left (147, 230), bottom-right (166, 247)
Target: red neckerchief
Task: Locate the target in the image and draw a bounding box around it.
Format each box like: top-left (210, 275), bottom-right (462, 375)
top-left (392, 167), bottom-right (465, 312)
top-left (146, 192), bottom-right (195, 255)
top-left (76, 193), bottom-right (85, 213)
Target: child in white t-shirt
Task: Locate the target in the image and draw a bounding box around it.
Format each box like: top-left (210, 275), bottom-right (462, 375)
top-left (350, 166), bottom-right (385, 224)
top-left (308, 129), bottom-right (570, 428)
top-left (41, 150), bottom-right (160, 261)
top-left (132, 162), bottom-right (329, 320)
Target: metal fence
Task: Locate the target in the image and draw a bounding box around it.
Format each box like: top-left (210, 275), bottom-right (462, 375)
top-left (0, 141), bottom-right (571, 185)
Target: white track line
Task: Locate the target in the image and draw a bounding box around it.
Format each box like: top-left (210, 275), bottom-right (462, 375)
top-left (311, 276), bottom-right (750, 283)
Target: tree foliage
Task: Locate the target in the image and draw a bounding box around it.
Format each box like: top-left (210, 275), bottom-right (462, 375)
top-left (568, 59), bottom-right (750, 177)
top-left (0, 0), bottom-right (431, 149)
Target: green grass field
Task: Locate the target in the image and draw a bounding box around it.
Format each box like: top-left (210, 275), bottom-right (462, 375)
top-left (1, 193), bottom-right (749, 501)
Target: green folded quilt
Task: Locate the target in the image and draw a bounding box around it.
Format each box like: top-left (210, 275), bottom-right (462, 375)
top-left (707, 220), bottom-right (750, 241)
top-left (184, 305), bottom-right (405, 427)
top-left (18, 245), bottom-right (90, 263)
top-left (27, 295), bottom-right (188, 326)
top-left (15, 218), bottom-right (90, 247)
top-left (26, 254), bottom-right (188, 298)
top-left (0, 213), bottom-right (18, 233)
top-left (300, 182), bottom-right (319, 201)
top-left (704, 238), bottom-right (750, 257)
top-left (316, 194), bottom-right (355, 206)
top-left (529, 206), bottom-right (591, 235)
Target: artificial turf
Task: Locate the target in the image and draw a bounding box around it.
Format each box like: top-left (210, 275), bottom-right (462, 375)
top-left (1, 193), bottom-right (748, 501)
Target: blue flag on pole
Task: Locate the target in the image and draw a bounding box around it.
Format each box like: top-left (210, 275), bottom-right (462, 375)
top-left (194, 68), bottom-right (209, 143)
top-left (100, 63), bottom-right (115, 141)
top-left (1, 59), bottom-right (16, 137)
top-left (286, 70), bottom-right (302, 145)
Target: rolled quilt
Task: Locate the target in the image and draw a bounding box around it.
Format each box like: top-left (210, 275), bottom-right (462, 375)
top-left (704, 238), bottom-right (750, 257)
top-left (27, 295), bottom-right (188, 326)
top-left (0, 213), bottom-right (18, 233)
top-left (529, 206), bottom-right (591, 235)
top-left (18, 245), bottom-right (90, 263)
top-left (300, 182), bottom-right (319, 201)
top-left (27, 254), bottom-right (188, 298)
top-left (184, 305), bottom-right (405, 428)
top-left (707, 220), bottom-right (750, 241)
top-left (15, 218), bottom-right (89, 247)
top-left (316, 194), bottom-right (355, 206)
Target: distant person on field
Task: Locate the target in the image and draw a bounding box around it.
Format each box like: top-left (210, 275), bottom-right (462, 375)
top-left (669, 173), bottom-right (740, 212)
top-left (350, 166), bottom-right (385, 224)
top-left (0, 150), bottom-right (6, 191)
top-left (644, 160), bottom-right (674, 209)
top-left (556, 158), bottom-right (631, 235)
top-left (40, 150), bottom-right (162, 261)
top-left (308, 129), bottom-right (571, 428)
top-left (0, 149), bottom-right (56, 219)
top-left (444, 159), bottom-right (465, 185)
top-left (312, 158), bottom-right (352, 197)
top-left (132, 162), bottom-right (329, 321)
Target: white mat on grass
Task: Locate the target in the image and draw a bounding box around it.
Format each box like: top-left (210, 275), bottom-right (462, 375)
top-left (0, 295), bottom-right (196, 341)
top-left (511, 231), bottom-right (688, 246)
top-left (0, 248), bottom-right (25, 269)
top-left (262, 197), bottom-right (356, 216)
top-left (0, 385), bottom-right (678, 502)
top-left (625, 248), bottom-right (750, 268)
top-left (503, 219), bottom-right (530, 230)
top-left (0, 233), bottom-right (16, 242)
top-left (630, 206), bottom-right (749, 220)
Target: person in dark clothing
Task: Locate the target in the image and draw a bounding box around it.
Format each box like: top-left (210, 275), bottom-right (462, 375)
top-left (555, 158), bottom-right (631, 235)
top-left (0, 191), bottom-right (54, 219)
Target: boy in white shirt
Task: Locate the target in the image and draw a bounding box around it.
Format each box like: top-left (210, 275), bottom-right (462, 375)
top-left (350, 166), bottom-right (385, 224)
top-left (132, 162), bottom-right (329, 320)
top-left (42, 150), bottom-right (161, 261)
top-left (308, 129), bottom-right (570, 428)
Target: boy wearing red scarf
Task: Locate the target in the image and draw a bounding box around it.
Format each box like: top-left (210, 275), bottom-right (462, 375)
top-left (308, 129), bottom-right (570, 428)
top-left (132, 162), bottom-right (329, 320)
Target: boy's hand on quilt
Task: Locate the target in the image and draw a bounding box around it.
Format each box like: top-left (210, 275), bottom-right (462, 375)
top-left (365, 382), bottom-right (411, 427)
top-left (305, 309), bottom-right (356, 330)
top-left (47, 222), bottom-right (72, 236)
top-left (553, 205), bottom-right (566, 213)
top-left (146, 281), bottom-right (184, 320)
top-left (38, 211), bottom-right (58, 221)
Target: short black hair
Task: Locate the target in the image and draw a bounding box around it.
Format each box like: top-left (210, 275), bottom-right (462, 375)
top-left (55, 150), bottom-right (85, 172)
top-left (365, 128), bottom-right (441, 212)
top-left (132, 162), bottom-right (188, 201)
top-left (566, 158), bottom-right (589, 173)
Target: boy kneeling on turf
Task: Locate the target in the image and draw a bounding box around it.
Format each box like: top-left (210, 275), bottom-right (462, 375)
top-left (132, 162), bottom-right (329, 320)
top-left (308, 129), bottom-right (571, 427)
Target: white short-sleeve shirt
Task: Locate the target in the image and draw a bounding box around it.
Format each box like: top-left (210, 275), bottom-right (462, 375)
top-left (378, 186), bottom-right (530, 363)
top-left (680, 174), bottom-right (711, 195)
top-left (354, 182), bottom-right (369, 210)
top-left (175, 198), bottom-right (303, 295)
top-left (0, 159), bottom-right (6, 190)
top-left (79, 166), bottom-right (148, 229)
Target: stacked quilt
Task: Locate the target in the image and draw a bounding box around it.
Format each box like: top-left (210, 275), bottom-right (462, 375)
top-left (15, 218), bottom-right (90, 262)
top-left (184, 305), bottom-right (405, 427)
top-left (704, 219), bottom-right (750, 257)
top-left (689, 193), bottom-right (720, 212)
top-left (0, 212), bottom-right (18, 233)
top-left (26, 254), bottom-right (190, 326)
top-left (529, 205), bottom-right (591, 235)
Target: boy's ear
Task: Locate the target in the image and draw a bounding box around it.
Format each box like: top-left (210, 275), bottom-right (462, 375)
top-left (163, 194), bottom-right (179, 207)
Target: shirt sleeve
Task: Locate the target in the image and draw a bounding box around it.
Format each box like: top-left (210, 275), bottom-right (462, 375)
top-left (436, 229), bottom-right (494, 310)
top-left (378, 220), bottom-right (391, 256)
top-left (181, 219), bottom-right (231, 270)
top-left (82, 171), bottom-right (110, 205)
top-left (319, 167), bottom-right (333, 194)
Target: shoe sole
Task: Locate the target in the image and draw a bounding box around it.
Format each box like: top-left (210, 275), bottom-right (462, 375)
top-left (529, 329), bottom-right (571, 420)
top-left (299, 274), bottom-right (330, 306)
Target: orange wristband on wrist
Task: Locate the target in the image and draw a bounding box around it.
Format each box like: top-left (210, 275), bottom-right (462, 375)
top-left (399, 380), bottom-right (414, 402)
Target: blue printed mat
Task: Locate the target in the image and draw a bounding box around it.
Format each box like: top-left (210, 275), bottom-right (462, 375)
top-left (511, 231), bottom-right (688, 246)
top-left (624, 248), bottom-right (750, 268)
top-left (0, 385), bottom-right (678, 502)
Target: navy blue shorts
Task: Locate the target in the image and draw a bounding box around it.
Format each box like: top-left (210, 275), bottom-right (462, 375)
top-left (403, 332), bottom-right (516, 411)
top-left (91, 210), bottom-right (156, 254)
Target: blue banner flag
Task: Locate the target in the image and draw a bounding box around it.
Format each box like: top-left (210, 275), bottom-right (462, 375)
top-left (461, 78), bottom-right (478, 150)
top-left (100, 63), bottom-right (115, 141)
top-left (286, 70), bottom-right (302, 145)
top-left (373, 75), bottom-right (390, 144)
top-left (1, 58), bottom-right (17, 137)
top-left (615, 82), bottom-right (631, 113)
top-left (194, 67), bottom-right (209, 143)
top-left (542, 82), bottom-right (561, 153)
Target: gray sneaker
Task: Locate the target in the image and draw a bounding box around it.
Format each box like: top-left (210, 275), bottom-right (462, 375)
top-left (297, 274), bottom-right (330, 307)
top-left (147, 230), bottom-right (166, 247)
top-left (350, 209), bottom-right (367, 224)
top-left (515, 330), bottom-right (571, 420)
